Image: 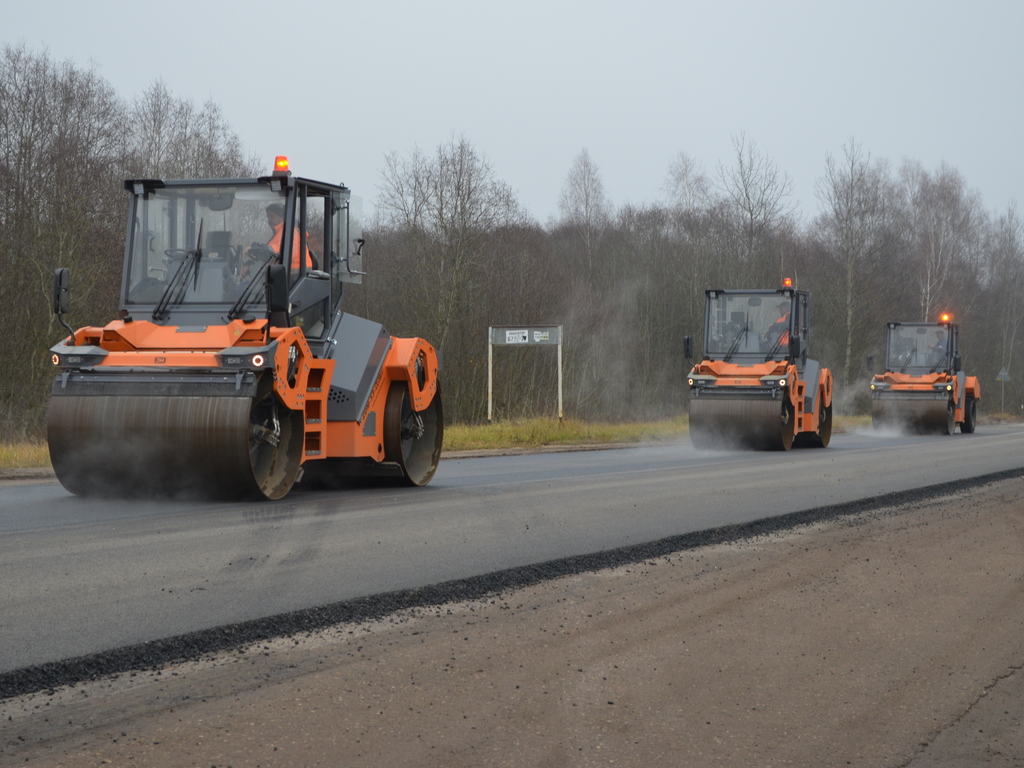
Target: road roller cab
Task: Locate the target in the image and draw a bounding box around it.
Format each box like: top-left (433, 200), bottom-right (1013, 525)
top-left (685, 286), bottom-right (833, 450)
top-left (47, 159), bottom-right (443, 499)
top-left (869, 319), bottom-right (980, 434)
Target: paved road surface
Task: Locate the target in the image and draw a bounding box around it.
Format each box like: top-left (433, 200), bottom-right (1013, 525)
top-left (2, 475), bottom-right (1021, 766)
top-left (2, 427), bottom-right (1024, 673)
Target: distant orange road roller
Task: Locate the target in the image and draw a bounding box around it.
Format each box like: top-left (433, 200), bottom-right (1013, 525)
top-left (869, 317), bottom-right (980, 435)
top-left (47, 158), bottom-right (442, 499)
top-left (685, 283), bottom-right (833, 450)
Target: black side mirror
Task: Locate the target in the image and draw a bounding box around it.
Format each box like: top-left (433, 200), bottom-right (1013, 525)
top-left (866, 354), bottom-right (874, 375)
top-left (683, 335), bottom-right (693, 362)
top-left (266, 264), bottom-right (289, 327)
top-left (53, 268), bottom-right (71, 315)
top-left (953, 353), bottom-right (961, 373)
top-left (53, 268), bottom-right (76, 340)
top-left (790, 334), bottom-right (803, 362)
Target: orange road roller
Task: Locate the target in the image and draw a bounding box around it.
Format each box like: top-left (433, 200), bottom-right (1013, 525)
top-left (869, 317), bottom-right (980, 434)
top-left (685, 283), bottom-right (833, 450)
top-left (47, 158), bottom-right (442, 499)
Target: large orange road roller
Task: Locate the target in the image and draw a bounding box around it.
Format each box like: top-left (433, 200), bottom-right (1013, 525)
top-left (685, 284), bottom-right (833, 450)
top-left (869, 317), bottom-right (980, 434)
top-left (47, 158), bottom-right (442, 499)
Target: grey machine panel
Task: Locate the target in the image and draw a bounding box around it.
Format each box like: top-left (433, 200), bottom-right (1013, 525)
top-left (325, 312), bottom-right (392, 423)
top-left (802, 359), bottom-right (821, 415)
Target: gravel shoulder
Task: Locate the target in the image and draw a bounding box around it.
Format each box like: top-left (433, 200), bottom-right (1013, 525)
top-left (3, 478), bottom-right (1023, 767)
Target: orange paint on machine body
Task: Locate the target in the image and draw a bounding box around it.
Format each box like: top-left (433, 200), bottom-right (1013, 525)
top-left (47, 162), bottom-right (443, 500)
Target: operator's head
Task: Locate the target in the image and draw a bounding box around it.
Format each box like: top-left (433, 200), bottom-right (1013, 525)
top-left (266, 204), bottom-right (284, 227)
top-left (777, 300), bottom-right (789, 312)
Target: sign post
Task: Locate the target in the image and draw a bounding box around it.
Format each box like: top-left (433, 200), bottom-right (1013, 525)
top-left (488, 325), bottom-right (563, 422)
top-left (997, 367), bottom-right (1011, 413)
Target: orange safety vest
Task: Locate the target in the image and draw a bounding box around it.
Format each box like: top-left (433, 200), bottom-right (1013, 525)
top-left (268, 222), bottom-right (313, 270)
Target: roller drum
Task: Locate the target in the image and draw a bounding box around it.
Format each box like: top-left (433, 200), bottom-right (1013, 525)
top-left (384, 381), bottom-right (444, 486)
top-left (872, 396), bottom-right (954, 435)
top-left (689, 396), bottom-right (794, 451)
top-left (47, 374), bottom-right (304, 499)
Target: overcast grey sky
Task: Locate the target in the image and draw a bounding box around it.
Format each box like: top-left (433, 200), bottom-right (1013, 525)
top-left (7, 0), bottom-right (1023, 224)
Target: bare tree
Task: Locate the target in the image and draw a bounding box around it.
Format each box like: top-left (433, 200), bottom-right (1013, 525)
top-left (716, 133), bottom-right (795, 272)
top-left (375, 136), bottom-right (526, 420)
top-left (899, 161), bottom-right (984, 321)
top-left (127, 80), bottom-right (259, 179)
top-left (0, 47), bottom-right (261, 438)
top-left (814, 140), bottom-right (894, 385)
top-left (663, 151), bottom-right (711, 213)
top-left (985, 205), bottom-right (1024, 399)
top-left (558, 149), bottom-right (611, 277)
top-left (0, 45), bottom-right (126, 436)
top-left (378, 146), bottom-right (433, 232)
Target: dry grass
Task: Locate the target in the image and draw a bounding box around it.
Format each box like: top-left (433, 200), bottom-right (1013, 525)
top-left (443, 417), bottom-right (691, 451)
top-left (835, 414), bottom-right (871, 432)
top-left (0, 441), bottom-right (51, 469)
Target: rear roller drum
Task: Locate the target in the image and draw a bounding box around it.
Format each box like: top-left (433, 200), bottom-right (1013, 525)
top-left (779, 400), bottom-right (795, 450)
top-left (961, 396), bottom-right (978, 434)
top-left (384, 382), bottom-right (443, 486)
top-left (794, 402), bottom-right (831, 448)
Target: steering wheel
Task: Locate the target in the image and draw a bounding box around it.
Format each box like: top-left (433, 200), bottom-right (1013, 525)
top-left (247, 242), bottom-right (274, 260)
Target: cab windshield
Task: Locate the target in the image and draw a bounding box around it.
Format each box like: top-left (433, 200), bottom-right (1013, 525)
top-left (705, 292), bottom-right (793, 360)
top-left (886, 324), bottom-right (950, 372)
top-left (125, 185), bottom-right (286, 306)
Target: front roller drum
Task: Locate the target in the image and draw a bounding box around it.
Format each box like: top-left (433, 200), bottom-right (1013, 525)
top-left (872, 397), bottom-right (954, 435)
top-left (384, 381), bottom-right (444, 486)
top-left (689, 396), bottom-right (795, 451)
top-left (47, 374), bottom-right (304, 500)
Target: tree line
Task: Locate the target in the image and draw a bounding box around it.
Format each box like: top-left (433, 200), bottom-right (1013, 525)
top-left (0, 45), bottom-right (258, 438)
top-left (363, 135), bottom-right (1023, 424)
top-left (2, 45), bottom-right (1021, 439)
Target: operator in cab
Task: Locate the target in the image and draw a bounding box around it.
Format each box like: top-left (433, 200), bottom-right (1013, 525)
top-left (928, 329), bottom-right (948, 366)
top-left (762, 300), bottom-right (791, 349)
top-left (241, 203), bottom-right (313, 277)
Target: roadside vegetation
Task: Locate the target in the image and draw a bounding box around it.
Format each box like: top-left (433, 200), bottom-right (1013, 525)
top-left (444, 417), bottom-right (690, 451)
top-left (0, 442), bottom-right (51, 469)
